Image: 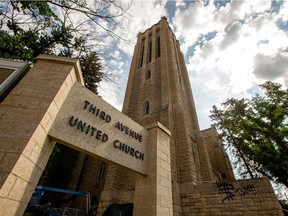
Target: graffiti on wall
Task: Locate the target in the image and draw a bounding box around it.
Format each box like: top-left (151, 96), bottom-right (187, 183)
top-left (217, 182), bottom-right (256, 203)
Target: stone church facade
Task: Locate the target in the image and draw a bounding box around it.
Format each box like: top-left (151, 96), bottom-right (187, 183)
top-left (95, 17), bottom-right (283, 215)
top-left (0, 17), bottom-right (284, 216)
top-left (114, 16), bottom-right (235, 213)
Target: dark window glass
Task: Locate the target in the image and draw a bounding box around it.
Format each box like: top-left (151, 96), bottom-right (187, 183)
top-left (156, 30), bottom-right (161, 58)
top-left (148, 35), bottom-right (152, 63)
top-left (97, 162), bottom-right (106, 181)
top-left (144, 101), bottom-right (149, 115)
top-left (138, 39), bottom-right (145, 68)
top-left (146, 69), bottom-right (151, 80)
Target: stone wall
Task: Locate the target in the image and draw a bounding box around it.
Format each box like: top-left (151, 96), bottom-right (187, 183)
top-left (0, 55), bottom-right (84, 215)
top-left (180, 177), bottom-right (283, 216)
top-left (121, 17), bottom-right (217, 215)
top-left (201, 128), bottom-right (235, 182)
top-left (97, 122), bottom-right (173, 216)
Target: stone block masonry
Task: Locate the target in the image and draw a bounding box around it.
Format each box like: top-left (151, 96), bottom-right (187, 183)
top-left (0, 55), bottom-right (84, 216)
top-left (118, 17), bottom-right (284, 216)
top-left (180, 177), bottom-right (283, 216)
top-left (97, 122), bottom-right (174, 216)
top-left (1, 18), bottom-right (283, 215)
top-left (134, 122), bottom-right (173, 216)
top-left (0, 54), bottom-right (175, 216)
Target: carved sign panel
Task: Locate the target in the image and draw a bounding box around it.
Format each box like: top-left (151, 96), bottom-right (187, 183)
top-left (49, 82), bottom-right (148, 175)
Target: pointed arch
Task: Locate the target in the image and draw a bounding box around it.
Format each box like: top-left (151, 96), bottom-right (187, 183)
top-left (144, 101), bottom-right (150, 115)
top-left (97, 161), bottom-right (106, 181)
top-left (146, 69), bottom-right (151, 80)
top-left (147, 34), bottom-right (152, 63)
top-left (138, 38), bottom-right (145, 68)
top-left (156, 29), bottom-right (161, 58)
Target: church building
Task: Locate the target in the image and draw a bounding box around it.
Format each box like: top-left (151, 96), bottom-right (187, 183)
top-left (99, 16), bottom-right (234, 212)
top-left (95, 17), bottom-right (283, 216)
top-left (0, 17), bottom-right (283, 216)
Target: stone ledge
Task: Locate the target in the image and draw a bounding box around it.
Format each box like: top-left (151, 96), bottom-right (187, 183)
top-left (145, 121), bottom-right (171, 136)
top-left (36, 54), bottom-right (84, 86)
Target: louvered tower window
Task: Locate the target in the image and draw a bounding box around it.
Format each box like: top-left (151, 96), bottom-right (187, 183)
top-left (138, 39), bottom-right (145, 68)
top-left (144, 101), bottom-right (150, 115)
top-left (97, 162), bottom-right (106, 181)
top-left (146, 69), bottom-right (151, 80)
top-left (156, 30), bottom-right (161, 58)
top-left (148, 34), bottom-right (152, 63)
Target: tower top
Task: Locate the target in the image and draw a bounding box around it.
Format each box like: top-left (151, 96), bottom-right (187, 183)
top-left (137, 16), bottom-right (169, 37)
top-left (136, 16), bottom-right (180, 46)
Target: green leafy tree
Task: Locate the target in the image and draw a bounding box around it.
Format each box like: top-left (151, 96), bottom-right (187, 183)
top-left (0, 1), bottom-right (124, 189)
top-left (0, 0), bottom-right (129, 61)
top-left (210, 81), bottom-right (288, 187)
top-left (80, 52), bottom-right (103, 94)
top-left (1, 1), bottom-right (80, 61)
top-left (0, 0), bottom-right (125, 92)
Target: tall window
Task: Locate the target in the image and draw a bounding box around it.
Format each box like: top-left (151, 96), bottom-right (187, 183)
top-left (97, 162), bottom-right (106, 181)
top-left (144, 101), bottom-right (150, 115)
top-left (138, 39), bottom-right (145, 68)
top-left (147, 34), bottom-right (152, 63)
top-left (156, 30), bottom-right (161, 58)
top-left (146, 69), bottom-right (151, 80)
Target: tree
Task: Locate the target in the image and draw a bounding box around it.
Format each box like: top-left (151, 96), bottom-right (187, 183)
top-left (1, 1), bottom-right (125, 190)
top-left (0, 0), bottom-right (129, 62)
top-left (80, 52), bottom-right (103, 94)
top-left (0, 0), bottom-right (126, 92)
top-left (210, 81), bottom-right (288, 187)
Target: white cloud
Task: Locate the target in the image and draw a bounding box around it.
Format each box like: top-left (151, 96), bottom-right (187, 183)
top-left (98, 81), bottom-right (123, 111)
top-left (278, 1), bottom-right (288, 21)
top-left (253, 53), bottom-right (288, 81)
top-left (240, 0), bottom-right (272, 14)
top-left (94, 0), bottom-right (288, 129)
top-left (115, 0), bottom-right (167, 55)
top-left (175, 0), bottom-right (185, 7)
top-left (172, 1), bottom-right (222, 53)
top-left (219, 21), bottom-right (242, 50)
top-left (98, 0), bottom-right (168, 113)
top-left (168, 0), bottom-right (288, 128)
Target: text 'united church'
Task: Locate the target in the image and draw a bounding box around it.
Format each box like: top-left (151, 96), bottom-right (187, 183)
top-left (68, 100), bottom-right (145, 161)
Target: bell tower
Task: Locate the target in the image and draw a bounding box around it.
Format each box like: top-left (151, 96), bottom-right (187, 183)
top-left (122, 17), bottom-right (215, 214)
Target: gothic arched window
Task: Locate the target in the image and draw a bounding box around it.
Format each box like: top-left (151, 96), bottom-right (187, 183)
top-left (97, 162), bottom-right (106, 181)
top-left (138, 39), bottom-right (145, 68)
top-left (148, 34), bottom-right (152, 63)
top-left (156, 30), bottom-right (161, 58)
top-left (144, 101), bottom-right (150, 115)
top-left (146, 69), bottom-right (151, 80)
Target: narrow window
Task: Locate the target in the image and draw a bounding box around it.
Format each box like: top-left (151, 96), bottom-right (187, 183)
top-left (156, 30), bottom-right (161, 58)
top-left (97, 162), bottom-right (106, 181)
top-left (138, 39), bottom-right (145, 68)
top-left (147, 34), bottom-right (152, 63)
top-left (178, 75), bottom-right (182, 84)
top-left (144, 101), bottom-right (150, 115)
top-left (146, 69), bottom-right (151, 80)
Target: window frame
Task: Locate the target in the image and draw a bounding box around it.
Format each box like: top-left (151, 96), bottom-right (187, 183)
top-left (138, 38), bottom-right (145, 68)
top-left (146, 69), bottom-right (151, 80)
top-left (147, 34), bottom-right (152, 63)
top-left (97, 162), bottom-right (106, 182)
top-left (156, 30), bottom-right (161, 58)
top-left (144, 101), bottom-right (150, 115)
top-left (0, 59), bottom-right (29, 101)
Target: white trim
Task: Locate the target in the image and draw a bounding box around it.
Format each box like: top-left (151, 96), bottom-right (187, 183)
top-left (0, 59), bottom-right (29, 100)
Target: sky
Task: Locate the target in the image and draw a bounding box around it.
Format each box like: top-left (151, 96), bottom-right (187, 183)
top-left (95, 0), bottom-right (288, 130)
top-left (2, 0), bottom-right (287, 192)
top-left (4, 0), bottom-right (286, 130)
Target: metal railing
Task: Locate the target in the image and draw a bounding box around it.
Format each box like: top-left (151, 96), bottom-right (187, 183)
top-left (52, 207), bottom-right (86, 216)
